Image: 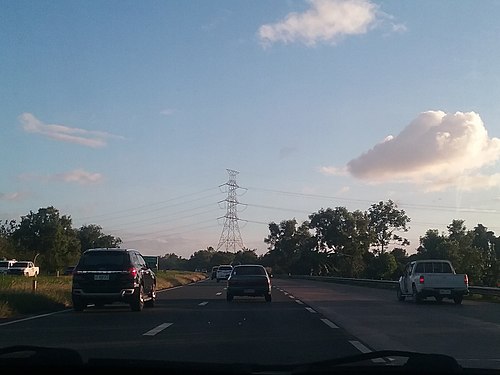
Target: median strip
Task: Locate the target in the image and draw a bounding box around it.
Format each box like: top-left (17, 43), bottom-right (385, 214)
top-left (143, 323), bottom-right (173, 336)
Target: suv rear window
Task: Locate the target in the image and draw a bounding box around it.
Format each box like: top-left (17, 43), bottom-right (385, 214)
top-left (218, 266), bottom-right (232, 271)
top-left (77, 251), bottom-right (128, 271)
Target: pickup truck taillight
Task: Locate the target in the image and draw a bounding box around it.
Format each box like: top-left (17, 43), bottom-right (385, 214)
top-left (419, 275), bottom-right (425, 284)
top-left (464, 274), bottom-right (468, 285)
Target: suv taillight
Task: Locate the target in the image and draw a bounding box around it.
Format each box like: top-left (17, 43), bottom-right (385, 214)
top-left (464, 274), bottom-right (468, 285)
top-left (129, 267), bottom-right (138, 277)
top-left (419, 275), bottom-right (425, 284)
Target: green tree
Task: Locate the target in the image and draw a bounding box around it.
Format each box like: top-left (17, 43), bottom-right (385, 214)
top-left (233, 248), bottom-right (258, 265)
top-left (11, 206), bottom-right (80, 273)
top-left (159, 253), bottom-right (188, 270)
top-left (308, 207), bottom-right (370, 277)
top-left (263, 219), bottom-right (315, 274)
top-left (0, 219), bottom-right (17, 260)
top-left (368, 200), bottom-right (410, 254)
top-left (76, 224), bottom-right (122, 252)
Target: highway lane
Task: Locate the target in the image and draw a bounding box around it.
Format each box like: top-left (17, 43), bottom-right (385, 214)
top-left (0, 279), bottom-right (364, 365)
top-left (274, 278), bottom-right (500, 369)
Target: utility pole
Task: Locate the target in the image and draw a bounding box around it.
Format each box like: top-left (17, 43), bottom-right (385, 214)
top-left (216, 169), bottom-right (245, 251)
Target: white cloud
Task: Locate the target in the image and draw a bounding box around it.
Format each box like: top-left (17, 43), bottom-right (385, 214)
top-left (160, 109), bottom-right (175, 116)
top-left (19, 169), bottom-right (103, 185)
top-left (54, 169), bottom-right (103, 184)
top-left (19, 113), bottom-right (123, 148)
top-left (258, 0), bottom-right (380, 47)
top-left (344, 111), bottom-right (500, 191)
top-left (0, 192), bottom-right (26, 201)
top-left (318, 166), bottom-right (347, 176)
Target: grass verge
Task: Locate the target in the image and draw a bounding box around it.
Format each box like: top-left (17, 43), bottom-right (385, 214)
top-left (0, 270), bottom-right (207, 319)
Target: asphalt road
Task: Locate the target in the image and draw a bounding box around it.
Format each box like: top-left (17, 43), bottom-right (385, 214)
top-left (0, 277), bottom-right (499, 369)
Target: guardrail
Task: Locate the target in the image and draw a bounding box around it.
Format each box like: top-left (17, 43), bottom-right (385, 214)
top-left (286, 275), bottom-right (500, 297)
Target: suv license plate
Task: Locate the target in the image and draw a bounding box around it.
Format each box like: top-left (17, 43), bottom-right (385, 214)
top-left (94, 274), bottom-right (110, 281)
top-left (439, 289), bottom-right (451, 295)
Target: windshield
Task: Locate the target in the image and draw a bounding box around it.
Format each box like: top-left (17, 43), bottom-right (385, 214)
top-left (1, 0), bottom-right (500, 371)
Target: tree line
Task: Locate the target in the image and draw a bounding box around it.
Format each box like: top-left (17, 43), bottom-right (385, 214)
top-left (1, 202), bottom-right (499, 286)
top-left (0, 206), bottom-right (122, 274)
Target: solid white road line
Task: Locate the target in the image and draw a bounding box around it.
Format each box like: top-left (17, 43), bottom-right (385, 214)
top-left (321, 318), bottom-right (339, 329)
top-left (305, 307), bottom-right (317, 313)
top-left (349, 340), bottom-right (385, 363)
top-left (143, 323), bottom-right (173, 336)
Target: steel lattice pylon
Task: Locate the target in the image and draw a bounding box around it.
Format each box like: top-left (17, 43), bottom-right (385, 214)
top-left (216, 169), bottom-right (245, 251)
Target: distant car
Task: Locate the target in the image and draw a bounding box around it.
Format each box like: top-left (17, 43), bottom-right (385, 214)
top-left (71, 248), bottom-right (156, 312)
top-left (211, 266), bottom-right (219, 280)
top-left (226, 264), bottom-right (272, 302)
top-left (216, 264), bottom-right (233, 282)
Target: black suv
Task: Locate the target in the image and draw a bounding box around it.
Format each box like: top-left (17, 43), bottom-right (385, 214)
top-left (71, 248), bottom-right (156, 312)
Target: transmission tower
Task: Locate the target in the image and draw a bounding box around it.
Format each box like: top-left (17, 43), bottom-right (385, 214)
top-left (216, 169), bottom-right (246, 251)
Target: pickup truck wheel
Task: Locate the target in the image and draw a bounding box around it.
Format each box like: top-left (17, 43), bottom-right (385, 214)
top-left (396, 287), bottom-right (405, 302)
top-left (453, 296), bottom-right (463, 305)
top-left (412, 285), bottom-right (422, 304)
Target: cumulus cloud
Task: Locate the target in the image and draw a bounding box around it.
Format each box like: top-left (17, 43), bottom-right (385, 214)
top-left (258, 0), bottom-right (380, 46)
top-left (19, 113), bottom-right (123, 148)
top-left (340, 111), bottom-right (500, 191)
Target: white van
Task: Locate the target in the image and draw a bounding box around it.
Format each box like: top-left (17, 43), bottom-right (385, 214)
top-left (216, 265), bottom-right (233, 282)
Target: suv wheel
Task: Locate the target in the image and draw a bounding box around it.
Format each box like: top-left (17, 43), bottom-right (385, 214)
top-left (265, 293), bottom-right (272, 302)
top-left (131, 284), bottom-right (145, 311)
top-left (72, 297), bottom-right (86, 312)
top-left (145, 284), bottom-right (156, 308)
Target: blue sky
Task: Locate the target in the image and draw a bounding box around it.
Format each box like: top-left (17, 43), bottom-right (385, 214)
top-left (2, 0), bottom-right (500, 258)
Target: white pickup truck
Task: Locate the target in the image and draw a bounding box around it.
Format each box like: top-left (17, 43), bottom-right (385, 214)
top-left (7, 261), bottom-right (39, 277)
top-left (397, 259), bottom-right (468, 304)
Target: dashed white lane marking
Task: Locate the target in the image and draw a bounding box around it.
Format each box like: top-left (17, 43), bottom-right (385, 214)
top-left (143, 323), bottom-right (173, 336)
top-left (349, 340), bottom-right (385, 363)
top-left (305, 307), bottom-right (317, 313)
top-left (288, 295), bottom-right (295, 299)
top-left (199, 301), bottom-right (208, 306)
top-left (216, 292), bottom-right (222, 296)
top-left (295, 300), bottom-right (304, 305)
top-left (321, 318), bottom-right (339, 329)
